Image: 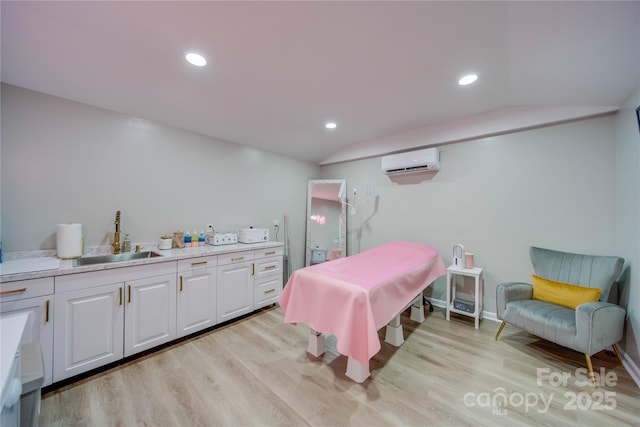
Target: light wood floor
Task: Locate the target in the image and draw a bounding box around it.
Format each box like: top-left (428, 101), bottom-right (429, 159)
top-left (40, 306), bottom-right (639, 426)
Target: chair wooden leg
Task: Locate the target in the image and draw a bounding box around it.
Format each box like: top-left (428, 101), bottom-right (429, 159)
top-left (495, 321), bottom-right (506, 341)
top-left (585, 354), bottom-right (597, 388)
top-left (612, 343), bottom-right (624, 368)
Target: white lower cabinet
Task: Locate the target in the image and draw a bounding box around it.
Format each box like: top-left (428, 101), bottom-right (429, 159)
top-left (53, 262), bottom-right (176, 382)
top-left (53, 282), bottom-right (124, 382)
top-left (177, 256), bottom-right (217, 338)
top-left (217, 250), bottom-right (254, 323)
top-left (9, 245), bottom-right (284, 386)
top-left (124, 273), bottom-right (176, 357)
top-left (253, 247), bottom-right (284, 309)
top-left (1, 277), bottom-right (55, 386)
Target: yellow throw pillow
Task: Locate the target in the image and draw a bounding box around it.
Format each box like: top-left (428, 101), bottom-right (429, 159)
top-left (531, 274), bottom-right (601, 309)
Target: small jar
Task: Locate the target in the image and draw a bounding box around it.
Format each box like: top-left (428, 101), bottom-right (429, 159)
top-left (159, 236), bottom-right (172, 250)
top-left (123, 234), bottom-right (132, 253)
top-left (172, 232), bottom-right (184, 249)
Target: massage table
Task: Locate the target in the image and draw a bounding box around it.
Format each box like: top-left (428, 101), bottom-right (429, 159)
top-left (278, 240), bottom-right (446, 382)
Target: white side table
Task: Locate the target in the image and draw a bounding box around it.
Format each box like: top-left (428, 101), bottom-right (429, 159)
top-left (446, 265), bottom-right (484, 329)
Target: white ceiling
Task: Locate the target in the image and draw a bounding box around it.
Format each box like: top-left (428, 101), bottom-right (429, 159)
top-left (2, 1), bottom-right (639, 165)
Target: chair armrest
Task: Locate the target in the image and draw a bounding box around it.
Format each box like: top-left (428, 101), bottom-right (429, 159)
top-left (496, 282), bottom-right (533, 319)
top-left (575, 302), bottom-right (626, 354)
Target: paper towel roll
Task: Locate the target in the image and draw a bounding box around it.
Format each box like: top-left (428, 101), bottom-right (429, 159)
top-left (57, 223), bottom-right (83, 259)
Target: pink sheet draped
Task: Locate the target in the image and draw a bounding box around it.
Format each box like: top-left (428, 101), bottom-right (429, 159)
top-left (279, 240), bottom-right (446, 375)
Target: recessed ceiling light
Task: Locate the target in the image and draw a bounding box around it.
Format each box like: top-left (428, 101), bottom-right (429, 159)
top-left (458, 74), bottom-right (478, 86)
top-left (185, 53), bottom-right (207, 67)
top-left (325, 122), bottom-right (337, 129)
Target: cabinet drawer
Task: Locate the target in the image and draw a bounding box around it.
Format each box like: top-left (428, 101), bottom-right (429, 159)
top-left (255, 275), bottom-right (282, 308)
top-left (218, 250), bottom-right (254, 266)
top-left (254, 256), bottom-right (282, 278)
top-left (0, 277), bottom-right (54, 302)
top-left (254, 246), bottom-right (284, 260)
top-left (177, 255), bottom-right (218, 273)
top-left (55, 261), bottom-right (177, 293)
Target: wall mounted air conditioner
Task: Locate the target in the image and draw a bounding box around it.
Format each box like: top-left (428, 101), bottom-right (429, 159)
top-left (381, 148), bottom-right (440, 175)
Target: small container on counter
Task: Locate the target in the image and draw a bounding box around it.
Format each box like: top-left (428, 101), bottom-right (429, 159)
top-left (159, 235), bottom-right (172, 250)
top-left (183, 231), bottom-right (192, 247)
top-left (123, 234), bottom-right (132, 253)
top-left (172, 232), bottom-right (185, 248)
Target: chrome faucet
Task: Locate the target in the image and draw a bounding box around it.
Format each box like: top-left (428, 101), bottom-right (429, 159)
top-left (112, 210), bottom-right (121, 254)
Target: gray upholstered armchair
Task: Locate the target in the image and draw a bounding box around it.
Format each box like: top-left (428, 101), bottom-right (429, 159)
top-left (495, 246), bottom-right (625, 387)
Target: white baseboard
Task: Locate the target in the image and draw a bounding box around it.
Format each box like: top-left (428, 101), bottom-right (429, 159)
top-left (426, 297), bottom-right (639, 388)
top-left (621, 348), bottom-right (640, 388)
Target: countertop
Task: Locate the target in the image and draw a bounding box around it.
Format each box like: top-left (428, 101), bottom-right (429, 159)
top-left (0, 241), bottom-right (284, 284)
top-left (1, 312), bottom-right (29, 406)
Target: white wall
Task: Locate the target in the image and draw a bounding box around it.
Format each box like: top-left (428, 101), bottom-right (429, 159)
top-left (3, 81), bottom-right (637, 374)
top-left (321, 115), bottom-right (619, 313)
top-left (615, 85), bottom-right (640, 370)
top-left (1, 84), bottom-right (319, 271)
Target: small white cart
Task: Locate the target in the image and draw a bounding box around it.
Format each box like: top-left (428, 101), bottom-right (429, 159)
top-left (446, 265), bottom-right (484, 329)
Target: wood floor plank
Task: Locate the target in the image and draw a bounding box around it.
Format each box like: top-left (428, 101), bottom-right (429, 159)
top-left (40, 306), bottom-right (639, 426)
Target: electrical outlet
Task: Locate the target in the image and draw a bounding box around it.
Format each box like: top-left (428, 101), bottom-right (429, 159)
top-left (206, 224), bottom-right (214, 233)
top-left (273, 219), bottom-right (280, 227)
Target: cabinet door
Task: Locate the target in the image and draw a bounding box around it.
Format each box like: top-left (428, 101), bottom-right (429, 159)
top-left (124, 274), bottom-right (176, 357)
top-left (216, 261), bottom-right (253, 323)
top-left (53, 283), bottom-right (124, 382)
top-left (177, 268), bottom-right (217, 338)
top-left (1, 295), bottom-right (54, 386)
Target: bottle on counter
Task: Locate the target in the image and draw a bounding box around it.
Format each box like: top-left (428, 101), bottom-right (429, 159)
top-left (192, 230), bottom-right (199, 247)
top-left (123, 234), bottom-right (132, 253)
top-left (184, 231), bottom-right (192, 247)
top-left (198, 230), bottom-right (205, 246)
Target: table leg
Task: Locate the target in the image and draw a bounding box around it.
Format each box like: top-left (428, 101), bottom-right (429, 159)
top-left (409, 294), bottom-right (425, 323)
top-left (479, 277), bottom-right (484, 320)
top-left (346, 357), bottom-right (369, 383)
top-left (384, 314), bottom-right (404, 346)
top-left (474, 276), bottom-right (480, 329)
top-left (446, 271), bottom-right (451, 321)
top-left (307, 328), bottom-right (325, 357)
